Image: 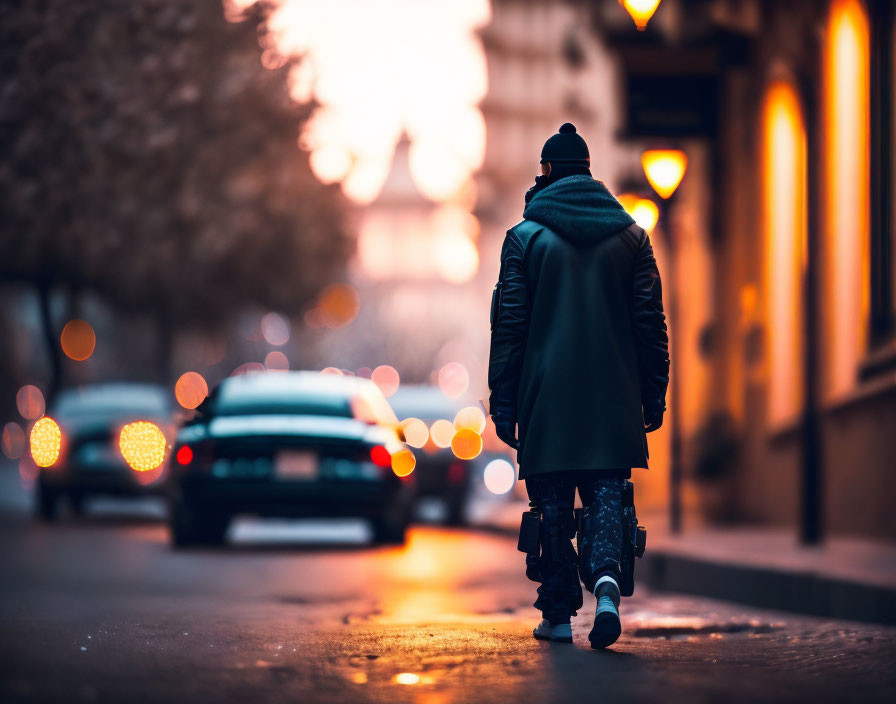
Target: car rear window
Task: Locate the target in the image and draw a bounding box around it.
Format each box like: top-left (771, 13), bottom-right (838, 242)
top-left (54, 385), bottom-right (171, 419)
top-left (212, 377), bottom-right (353, 418)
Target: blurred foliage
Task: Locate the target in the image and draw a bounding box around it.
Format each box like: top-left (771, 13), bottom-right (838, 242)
top-left (0, 0), bottom-right (351, 327)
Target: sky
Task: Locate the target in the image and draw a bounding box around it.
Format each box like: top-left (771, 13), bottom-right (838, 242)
top-left (227, 0), bottom-right (491, 204)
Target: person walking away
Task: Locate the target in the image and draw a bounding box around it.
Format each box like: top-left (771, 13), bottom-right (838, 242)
top-left (487, 123), bottom-right (669, 649)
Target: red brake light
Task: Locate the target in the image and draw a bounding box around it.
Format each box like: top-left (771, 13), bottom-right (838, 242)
top-left (370, 445), bottom-right (391, 467)
top-left (176, 445), bottom-right (193, 465)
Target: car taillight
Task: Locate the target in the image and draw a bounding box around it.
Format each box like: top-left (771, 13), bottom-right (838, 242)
top-left (175, 445), bottom-right (193, 466)
top-left (177, 439), bottom-right (213, 471)
top-left (370, 445), bottom-right (391, 467)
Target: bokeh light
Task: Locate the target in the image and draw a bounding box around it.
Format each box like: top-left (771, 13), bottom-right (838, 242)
top-left (391, 448), bottom-right (416, 477)
top-left (16, 385), bottom-right (45, 420)
top-left (453, 406), bottom-right (486, 434)
top-left (321, 367), bottom-right (344, 375)
top-left (483, 458), bottom-right (516, 495)
top-left (429, 419), bottom-right (456, 448)
top-left (231, 362), bottom-right (266, 376)
top-left (450, 427), bottom-right (482, 460)
top-left (399, 417), bottom-right (429, 448)
top-left (641, 149), bottom-right (688, 199)
top-left (2, 422), bottom-right (26, 459)
top-left (438, 362), bottom-right (469, 398)
top-left (60, 319), bottom-right (96, 361)
top-left (261, 312), bottom-right (291, 346)
top-left (316, 283), bottom-right (360, 329)
top-left (618, 193), bottom-right (660, 233)
top-left (264, 350), bottom-right (290, 371)
top-left (30, 416), bottom-right (61, 468)
top-left (621, 0), bottom-right (662, 31)
top-left (433, 231), bottom-right (479, 284)
top-left (394, 673), bottom-right (420, 686)
top-left (371, 365), bottom-right (400, 397)
top-left (175, 372), bottom-right (209, 410)
top-left (119, 421), bottom-right (167, 472)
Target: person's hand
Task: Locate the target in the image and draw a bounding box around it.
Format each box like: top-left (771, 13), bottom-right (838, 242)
top-left (643, 398), bottom-right (665, 433)
top-left (493, 414), bottom-right (519, 450)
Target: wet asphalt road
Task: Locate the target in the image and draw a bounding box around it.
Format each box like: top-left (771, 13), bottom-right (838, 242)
top-left (1, 470), bottom-right (895, 704)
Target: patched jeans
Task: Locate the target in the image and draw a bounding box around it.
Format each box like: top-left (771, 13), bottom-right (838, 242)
top-left (524, 469), bottom-right (630, 624)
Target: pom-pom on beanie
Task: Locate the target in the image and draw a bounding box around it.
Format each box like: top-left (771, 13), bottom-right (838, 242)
top-left (540, 123), bottom-right (590, 167)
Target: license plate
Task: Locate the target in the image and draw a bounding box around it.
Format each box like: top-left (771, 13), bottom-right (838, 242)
top-left (275, 451), bottom-right (319, 480)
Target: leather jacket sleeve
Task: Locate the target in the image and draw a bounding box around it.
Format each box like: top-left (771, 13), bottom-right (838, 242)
top-left (631, 231), bottom-right (670, 411)
top-left (488, 229), bottom-right (529, 421)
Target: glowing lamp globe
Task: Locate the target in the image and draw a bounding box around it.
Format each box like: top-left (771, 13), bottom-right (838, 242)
top-left (621, 0), bottom-right (662, 31)
top-left (641, 149), bottom-right (687, 199)
top-left (617, 194), bottom-right (660, 233)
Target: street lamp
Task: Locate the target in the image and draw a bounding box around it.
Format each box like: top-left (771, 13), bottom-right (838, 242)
top-left (641, 149), bottom-right (688, 199)
top-left (618, 193), bottom-right (660, 233)
top-left (641, 148), bottom-right (687, 535)
top-left (620, 0), bottom-right (663, 31)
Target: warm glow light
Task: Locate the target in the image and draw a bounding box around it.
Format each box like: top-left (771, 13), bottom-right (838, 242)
top-left (316, 283), bottom-right (360, 329)
top-left (264, 350), bottom-right (290, 372)
top-left (620, 0), bottom-right (662, 30)
top-left (371, 365), bottom-right (400, 398)
top-left (618, 194), bottom-right (659, 232)
top-left (321, 367), bottom-right (344, 376)
top-left (433, 231), bottom-right (479, 284)
top-left (394, 673), bottom-right (420, 686)
top-left (399, 417), bottom-right (429, 448)
top-left (438, 362), bottom-right (469, 398)
top-left (350, 672), bottom-right (368, 684)
top-left (483, 458), bottom-right (516, 495)
top-left (453, 406), bottom-right (486, 434)
top-left (824, 0), bottom-right (870, 398)
top-left (16, 385), bottom-right (45, 420)
top-left (261, 312), bottom-right (290, 346)
top-left (429, 419), bottom-right (456, 448)
top-left (30, 416), bottom-right (61, 468)
top-left (391, 449), bottom-right (416, 477)
top-left (2, 422), bottom-right (26, 459)
top-left (175, 372), bottom-right (209, 410)
top-left (450, 427), bottom-right (482, 460)
top-left (763, 80), bottom-right (807, 423)
top-left (119, 421), bottom-right (167, 472)
top-left (641, 149), bottom-right (687, 199)
top-left (60, 319), bottom-right (96, 361)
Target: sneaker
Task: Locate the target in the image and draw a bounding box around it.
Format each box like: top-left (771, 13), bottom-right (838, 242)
top-left (533, 619), bottom-right (573, 643)
top-left (589, 576), bottom-right (621, 649)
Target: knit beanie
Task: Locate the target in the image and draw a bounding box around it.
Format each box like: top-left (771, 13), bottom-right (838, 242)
top-left (540, 123), bottom-right (590, 167)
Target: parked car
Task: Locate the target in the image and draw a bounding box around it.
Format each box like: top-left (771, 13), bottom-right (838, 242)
top-left (35, 383), bottom-right (174, 520)
top-left (387, 385), bottom-right (474, 525)
top-left (168, 371), bottom-right (415, 547)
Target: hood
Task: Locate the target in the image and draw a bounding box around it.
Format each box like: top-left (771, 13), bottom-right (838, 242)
top-left (522, 175), bottom-right (635, 244)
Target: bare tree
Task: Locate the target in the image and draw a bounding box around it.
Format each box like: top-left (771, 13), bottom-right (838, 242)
top-left (0, 0), bottom-right (351, 394)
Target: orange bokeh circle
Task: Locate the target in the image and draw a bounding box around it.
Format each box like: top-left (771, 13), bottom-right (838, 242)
top-left (60, 319), bottom-right (96, 361)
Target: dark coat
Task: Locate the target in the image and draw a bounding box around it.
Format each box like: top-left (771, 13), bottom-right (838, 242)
top-left (488, 175), bottom-right (669, 478)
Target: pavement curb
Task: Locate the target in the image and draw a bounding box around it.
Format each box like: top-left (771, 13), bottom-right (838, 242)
top-left (639, 551), bottom-right (896, 626)
top-left (470, 520), bottom-right (896, 626)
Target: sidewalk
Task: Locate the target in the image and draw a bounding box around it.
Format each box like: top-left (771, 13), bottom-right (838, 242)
top-left (470, 499), bottom-right (896, 625)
